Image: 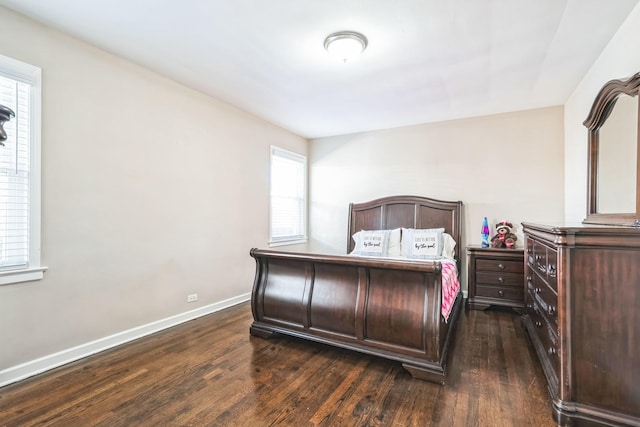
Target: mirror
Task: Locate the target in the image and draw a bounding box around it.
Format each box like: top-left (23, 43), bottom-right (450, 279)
top-left (583, 72), bottom-right (640, 226)
top-left (597, 94), bottom-right (637, 213)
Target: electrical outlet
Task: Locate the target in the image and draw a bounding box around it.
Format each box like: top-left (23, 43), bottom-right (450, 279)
top-left (187, 293), bottom-right (198, 303)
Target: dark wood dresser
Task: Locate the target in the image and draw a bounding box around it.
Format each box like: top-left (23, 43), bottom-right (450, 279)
top-left (522, 222), bottom-right (640, 427)
top-left (466, 246), bottom-right (524, 311)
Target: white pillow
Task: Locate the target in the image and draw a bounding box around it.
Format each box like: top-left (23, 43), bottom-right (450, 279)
top-left (441, 233), bottom-right (456, 260)
top-left (387, 228), bottom-right (401, 256)
top-left (351, 229), bottom-right (400, 257)
top-left (401, 228), bottom-right (445, 259)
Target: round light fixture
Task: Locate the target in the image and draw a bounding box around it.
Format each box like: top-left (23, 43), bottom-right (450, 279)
top-left (324, 31), bottom-right (368, 63)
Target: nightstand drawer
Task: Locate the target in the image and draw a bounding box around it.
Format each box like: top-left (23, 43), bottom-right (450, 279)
top-left (475, 284), bottom-right (523, 301)
top-left (476, 258), bottom-right (524, 274)
top-left (476, 271), bottom-right (523, 287)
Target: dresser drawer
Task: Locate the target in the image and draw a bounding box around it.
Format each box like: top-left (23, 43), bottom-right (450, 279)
top-left (531, 240), bottom-right (558, 292)
top-left (526, 238), bottom-right (535, 267)
top-left (528, 274), bottom-right (558, 327)
top-left (527, 300), bottom-right (560, 378)
top-left (476, 271), bottom-right (523, 287)
top-left (533, 241), bottom-right (548, 276)
top-left (546, 248), bottom-right (558, 292)
top-left (476, 258), bottom-right (524, 274)
top-left (475, 284), bottom-right (523, 301)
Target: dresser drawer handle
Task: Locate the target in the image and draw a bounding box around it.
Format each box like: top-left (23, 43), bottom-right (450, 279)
top-left (547, 347), bottom-right (557, 356)
top-left (526, 304), bottom-right (533, 310)
top-left (498, 290), bottom-right (504, 297)
top-left (527, 248), bottom-right (532, 254)
top-left (497, 263), bottom-right (505, 270)
top-left (548, 264), bottom-right (557, 277)
top-left (498, 277), bottom-right (504, 284)
top-left (534, 287), bottom-right (542, 294)
top-left (548, 306), bottom-right (556, 316)
top-left (535, 321), bottom-right (542, 328)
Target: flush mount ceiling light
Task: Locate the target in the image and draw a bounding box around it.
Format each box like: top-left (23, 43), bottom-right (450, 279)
top-left (324, 31), bottom-right (368, 63)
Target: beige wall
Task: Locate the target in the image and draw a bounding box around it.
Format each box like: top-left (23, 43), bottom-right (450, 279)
top-left (309, 106), bottom-right (565, 291)
top-left (0, 7), bottom-right (307, 374)
top-left (565, 3), bottom-right (640, 222)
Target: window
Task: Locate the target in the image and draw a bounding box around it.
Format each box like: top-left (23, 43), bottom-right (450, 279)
top-left (0, 55), bottom-right (45, 285)
top-left (270, 146), bottom-right (307, 245)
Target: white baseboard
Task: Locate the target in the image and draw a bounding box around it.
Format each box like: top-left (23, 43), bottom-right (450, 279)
top-left (0, 293), bottom-right (251, 388)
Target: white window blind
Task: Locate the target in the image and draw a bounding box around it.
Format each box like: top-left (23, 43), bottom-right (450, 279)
top-left (270, 146), bottom-right (307, 244)
top-left (0, 76), bottom-right (30, 269)
top-left (0, 54), bottom-right (44, 284)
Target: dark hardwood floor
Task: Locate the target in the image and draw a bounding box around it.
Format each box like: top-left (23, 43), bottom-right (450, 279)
top-left (0, 302), bottom-right (556, 427)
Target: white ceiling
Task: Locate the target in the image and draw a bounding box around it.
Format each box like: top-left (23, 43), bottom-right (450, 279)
top-left (1, 0), bottom-right (638, 138)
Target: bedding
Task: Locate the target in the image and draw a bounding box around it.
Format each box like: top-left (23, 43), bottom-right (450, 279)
top-left (250, 195), bottom-right (463, 384)
top-left (440, 260), bottom-right (460, 322)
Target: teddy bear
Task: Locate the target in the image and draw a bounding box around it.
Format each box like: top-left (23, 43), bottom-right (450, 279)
top-left (491, 220), bottom-right (518, 249)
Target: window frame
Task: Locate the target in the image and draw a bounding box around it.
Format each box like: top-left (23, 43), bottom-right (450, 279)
top-left (0, 54), bottom-right (46, 285)
top-left (269, 146), bottom-right (307, 247)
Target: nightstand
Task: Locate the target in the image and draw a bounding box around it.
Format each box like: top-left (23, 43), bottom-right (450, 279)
top-left (466, 245), bottom-right (525, 311)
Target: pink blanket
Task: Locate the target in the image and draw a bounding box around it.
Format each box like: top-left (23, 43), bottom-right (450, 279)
top-left (441, 261), bottom-right (460, 322)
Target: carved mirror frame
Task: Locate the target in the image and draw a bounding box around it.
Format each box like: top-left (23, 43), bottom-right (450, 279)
top-left (583, 72), bottom-right (640, 226)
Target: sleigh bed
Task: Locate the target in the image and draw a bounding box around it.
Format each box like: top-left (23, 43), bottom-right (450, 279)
top-left (249, 195), bottom-right (463, 384)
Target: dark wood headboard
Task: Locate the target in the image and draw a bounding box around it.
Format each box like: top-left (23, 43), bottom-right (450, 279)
top-left (347, 195), bottom-right (463, 262)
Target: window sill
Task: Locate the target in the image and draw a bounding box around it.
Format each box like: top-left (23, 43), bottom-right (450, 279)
top-left (0, 266), bottom-right (48, 286)
top-left (269, 238), bottom-right (308, 248)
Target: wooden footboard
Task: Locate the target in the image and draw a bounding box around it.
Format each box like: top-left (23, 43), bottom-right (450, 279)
top-left (249, 248), bottom-right (463, 384)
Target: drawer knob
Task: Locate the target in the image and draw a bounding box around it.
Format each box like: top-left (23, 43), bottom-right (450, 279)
top-left (527, 275), bottom-right (532, 281)
top-left (498, 277), bottom-right (504, 284)
top-left (527, 248), bottom-right (532, 254)
top-left (548, 264), bottom-right (557, 276)
top-left (535, 321), bottom-right (542, 328)
top-left (526, 304), bottom-right (533, 310)
top-left (547, 347), bottom-right (557, 356)
top-left (535, 287), bottom-right (542, 294)
top-left (548, 306), bottom-right (556, 315)
top-left (498, 290), bottom-right (504, 297)
top-left (497, 263), bottom-right (505, 270)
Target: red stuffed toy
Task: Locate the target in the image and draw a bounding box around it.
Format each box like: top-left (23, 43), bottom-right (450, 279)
top-left (491, 220), bottom-right (517, 249)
